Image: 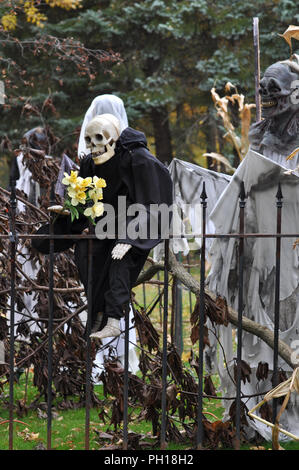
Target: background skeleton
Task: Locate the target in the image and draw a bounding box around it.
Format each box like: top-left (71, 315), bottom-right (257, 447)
top-left (168, 56), bottom-right (299, 440)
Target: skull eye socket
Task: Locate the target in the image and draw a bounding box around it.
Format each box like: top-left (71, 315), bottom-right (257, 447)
top-left (259, 84), bottom-right (265, 95)
top-left (85, 136), bottom-right (91, 143)
top-left (259, 79), bottom-right (282, 96)
top-left (96, 134), bottom-right (103, 141)
top-left (268, 79), bottom-right (281, 93)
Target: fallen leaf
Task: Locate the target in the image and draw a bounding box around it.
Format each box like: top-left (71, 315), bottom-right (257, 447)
top-left (17, 428), bottom-right (40, 441)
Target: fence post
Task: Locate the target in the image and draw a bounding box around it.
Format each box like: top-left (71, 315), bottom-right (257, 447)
top-left (253, 17), bottom-right (261, 122)
top-left (197, 181), bottom-right (207, 449)
top-left (235, 181), bottom-right (246, 449)
top-left (157, 270), bottom-right (163, 325)
top-left (123, 303), bottom-right (130, 450)
top-left (47, 182), bottom-right (55, 450)
top-left (161, 238), bottom-right (169, 449)
top-left (85, 222), bottom-right (93, 450)
top-left (174, 254), bottom-right (183, 356)
top-left (8, 177), bottom-right (17, 451)
top-left (187, 253), bottom-right (193, 315)
top-left (273, 182), bottom-right (283, 423)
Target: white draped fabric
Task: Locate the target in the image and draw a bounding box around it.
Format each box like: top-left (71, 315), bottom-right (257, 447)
top-left (163, 151), bottom-right (299, 440)
top-left (153, 158), bottom-right (231, 261)
top-left (77, 94), bottom-right (129, 159)
top-left (207, 148), bottom-right (299, 440)
top-left (6, 153), bottom-right (42, 340)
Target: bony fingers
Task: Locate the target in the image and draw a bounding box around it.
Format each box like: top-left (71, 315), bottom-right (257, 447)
top-left (112, 244), bottom-right (131, 260)
top-left (48, 205), bottom-right (70, 215)
top-left (48, 205), bottom-right (62, 212)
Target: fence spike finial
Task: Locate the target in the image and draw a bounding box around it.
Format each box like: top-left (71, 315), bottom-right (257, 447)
top-left (239, 181), bottom-right (246, 201)
top-left (200, 181), bottom-right (207, 200)
top-left (276, 181), bottom-right (283, 201)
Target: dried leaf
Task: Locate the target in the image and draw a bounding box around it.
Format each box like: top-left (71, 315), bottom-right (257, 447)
top-left (260, 402), bottom-right (273, 422)
top-left (166, 384), bottom-right (178, 411)
top-left (240, 103), bottom-right (254, 153)
top-left (256, 361), bottom-right (269, 381)
top-left (190, 324), bottom-right (210, 348)
top-left (228, 93), bottom-right (245, 111)
top-left (229, 400), bottom-right (252, 427)
top-left (224, 82), bottom-right (237, 93)
top-left (279, 25), bottom-right (299, 51)
top-left (271, 369), bottom-right (289, 405)
top-left (215, 295), bottom-right (229, 326)
top-left (234, 359), bottom-right (252, 385)
top-left (203, 152), bottom-right (236, 174)
top-left (286, 146), bottom-right (299, 161)
top-left (204, 375), bottom-right (217, 398)
top-left (17, 428), bottom-right (40, 441)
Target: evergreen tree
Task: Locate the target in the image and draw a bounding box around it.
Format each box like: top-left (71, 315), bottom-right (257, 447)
top-left (1, 0), bottom-right (298, 182)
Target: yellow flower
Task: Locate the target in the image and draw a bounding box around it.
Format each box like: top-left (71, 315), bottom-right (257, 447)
top-left (93, 176), bottom-right (107, 189)
top-left (88, 187), bottom-right (103, 203)
top-left (67, 187), bottom-right (87, 206)
top-left (79, 176), bottom-right (92, 188)
top-left (62, 170), bottom-right (79, 187)
top-left (83, 202), bottom-right (104, 219)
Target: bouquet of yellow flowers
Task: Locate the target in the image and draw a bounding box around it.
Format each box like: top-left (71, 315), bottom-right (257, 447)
top-left (62, 170), bottom-right (107, 224)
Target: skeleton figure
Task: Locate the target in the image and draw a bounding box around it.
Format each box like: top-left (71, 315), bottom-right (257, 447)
top-left (83, 114), bottom-right (131, 338)
top-left (249, 55), bottom-right (299, 161)
top-left (206, 56), bottom-right (299, 440)
top-left (36, 110), bottom-right (173, 346)
top-left (10, 128), bottom-right (52, 337)
top-left (50, 97), bottom-right (138, 374)
top-left (84, 114), bottom-right (120, 165)
top-left (11, 127), bottom-right (50, 207)
top-left (157, 56), bottom-right (299, 440)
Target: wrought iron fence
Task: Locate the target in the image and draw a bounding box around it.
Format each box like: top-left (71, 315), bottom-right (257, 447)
top-left (1, 177), bottom-right (298, 450)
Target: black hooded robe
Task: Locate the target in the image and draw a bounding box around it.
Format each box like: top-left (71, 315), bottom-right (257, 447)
top-left (33, 127), bottom-right (173, 328)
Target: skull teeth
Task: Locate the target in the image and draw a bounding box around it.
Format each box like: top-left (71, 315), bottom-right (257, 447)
top-left (92, 149), bottom-right (106, 157)
top-left (261, 100), bottom-right (277, 108)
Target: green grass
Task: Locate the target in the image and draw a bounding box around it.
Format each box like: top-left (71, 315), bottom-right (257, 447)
top-left (0, 370), bottom-right (223, 451)
top-left (1, 373), bottom-right (298, 450)
top-left (1, 263), bottom-right (299, 450)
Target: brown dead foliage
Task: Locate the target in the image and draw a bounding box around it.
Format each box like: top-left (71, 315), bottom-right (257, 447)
top-left (256, 361), bottom-right (269, 381)
top-left (233, 359), bottom-right (252, 385)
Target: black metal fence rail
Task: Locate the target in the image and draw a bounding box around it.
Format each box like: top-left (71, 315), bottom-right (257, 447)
top-left (2, 178), bottom-right (298, 450)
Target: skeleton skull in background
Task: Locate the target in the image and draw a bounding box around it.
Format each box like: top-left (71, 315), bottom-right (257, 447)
top-left (84, 114), bottom-right (121, 165)
top-left (259, 62), bottom-right (299, 119)
top-left (249, 56), bottom-right (299, 155)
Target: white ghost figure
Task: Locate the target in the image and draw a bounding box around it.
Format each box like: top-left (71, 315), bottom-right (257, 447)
top-left (78, 94), bottom-right (129, 159)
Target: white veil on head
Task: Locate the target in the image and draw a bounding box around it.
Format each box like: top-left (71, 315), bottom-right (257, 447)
top-left (78, 94), bottom-right (129, 158)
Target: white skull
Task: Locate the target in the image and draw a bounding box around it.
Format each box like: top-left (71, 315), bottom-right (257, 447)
top-left (84, 113), bottom-right (121, 164)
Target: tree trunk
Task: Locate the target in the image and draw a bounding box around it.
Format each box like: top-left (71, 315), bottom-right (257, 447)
top-left (151, 107), bottom-right (173, 164)
top-left (205, 109), bottom-right (218, 171)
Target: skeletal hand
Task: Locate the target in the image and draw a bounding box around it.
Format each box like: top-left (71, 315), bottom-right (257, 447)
top-left (111, 243), bottom-right (131, 260)
top-left (47, 205), bottom-right (70, 216)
